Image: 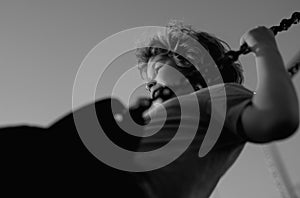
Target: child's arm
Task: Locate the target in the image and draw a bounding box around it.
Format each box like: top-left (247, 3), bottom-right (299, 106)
top-left (239, 26), bottom-right (299, 143)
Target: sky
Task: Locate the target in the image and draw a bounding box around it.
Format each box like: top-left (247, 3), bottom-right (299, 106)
top-left (0, 0), bottom-right (300, 197)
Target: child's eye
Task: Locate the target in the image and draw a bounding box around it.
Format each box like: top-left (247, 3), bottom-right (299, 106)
top-left (154, 63), bottom-right (164, 73)
top-left (173, 54), bottom-right (192, 67)
top-left (150, 47), bottom-right (169, 57)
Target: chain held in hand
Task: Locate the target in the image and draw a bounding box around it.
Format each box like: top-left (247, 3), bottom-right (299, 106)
top-left (217, 11), bottom-right (300, 66)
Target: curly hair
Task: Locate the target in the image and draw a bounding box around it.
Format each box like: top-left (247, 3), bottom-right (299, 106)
top-left (135, 20), bottom-right (244, 89)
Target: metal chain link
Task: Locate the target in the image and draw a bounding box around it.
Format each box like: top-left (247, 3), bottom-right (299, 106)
top-left (218, 12), bottom-right (300, 67)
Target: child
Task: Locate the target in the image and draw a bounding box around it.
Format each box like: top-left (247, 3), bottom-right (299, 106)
top-left (130, 21), bottom-right (299, 197)
top-left (0, 21), bottom-right (298, 197)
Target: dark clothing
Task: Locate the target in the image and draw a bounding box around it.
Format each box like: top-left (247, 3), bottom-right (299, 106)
top-left (0, 83), bottom-right (253, 197)
top-left (136, 83), bottom-right (253, 197)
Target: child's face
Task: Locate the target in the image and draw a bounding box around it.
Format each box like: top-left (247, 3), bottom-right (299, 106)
top-left (146, 54), bottom-right (193, 99)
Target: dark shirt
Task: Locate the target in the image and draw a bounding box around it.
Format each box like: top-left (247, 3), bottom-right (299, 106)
top-left (0, 83), bottom-right (253, 197)
top-left (135, 83), bottom-right (253, 198)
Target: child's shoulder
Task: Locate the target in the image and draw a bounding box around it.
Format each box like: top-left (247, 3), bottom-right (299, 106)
top-left (195, 83), bottom-right (254, 98)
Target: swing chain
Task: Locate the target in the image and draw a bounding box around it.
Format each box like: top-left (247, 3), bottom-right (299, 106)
top-left (218, 12), bottom-right (300, 66)
top-left (271, 12), bottom-right (300, 35)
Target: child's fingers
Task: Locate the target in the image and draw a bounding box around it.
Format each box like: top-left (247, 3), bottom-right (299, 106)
top-left (239, 26), bottom-right (277, 54)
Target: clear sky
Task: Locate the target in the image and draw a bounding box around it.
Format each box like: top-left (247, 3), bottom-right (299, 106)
top-left (0, 0), bottom-right (300, 197)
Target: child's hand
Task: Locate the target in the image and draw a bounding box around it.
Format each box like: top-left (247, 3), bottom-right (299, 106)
top-left (240, 26), bottom-right (278, 56)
